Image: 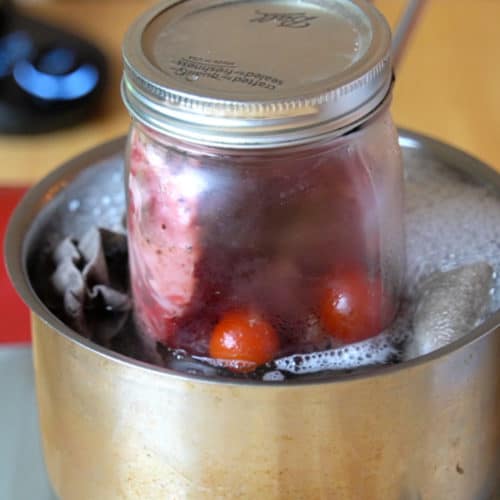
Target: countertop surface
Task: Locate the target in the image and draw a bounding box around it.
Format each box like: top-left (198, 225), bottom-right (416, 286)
top-left (1, 0), bottom-right (500, 184)
top-left (0, 346), bottom-right (56, 499)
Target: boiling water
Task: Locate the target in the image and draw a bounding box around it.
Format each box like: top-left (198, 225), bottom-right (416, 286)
top-left (28, 148), bottom-right (500, 380)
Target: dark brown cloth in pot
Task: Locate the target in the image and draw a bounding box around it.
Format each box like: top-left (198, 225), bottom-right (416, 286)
top-left (50, 227), bottom-right (131, 346)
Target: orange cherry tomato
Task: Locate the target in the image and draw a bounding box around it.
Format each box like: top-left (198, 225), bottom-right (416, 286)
top-left (209, 310), bottom-right (280, 372)
top-left (319, 269), bottom-right (387, 343)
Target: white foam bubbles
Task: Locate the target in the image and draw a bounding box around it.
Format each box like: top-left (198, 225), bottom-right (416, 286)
top-left (274, 334), bottom-right (399, 374)
top-left (271, 152), bottom-right (500, 376)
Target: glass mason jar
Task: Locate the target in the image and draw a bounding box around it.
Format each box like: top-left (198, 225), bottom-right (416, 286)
top-left (122, 0), bottom-right (405, 371)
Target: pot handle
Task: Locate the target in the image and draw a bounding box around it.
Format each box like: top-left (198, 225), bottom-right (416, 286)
top-left (372, 0), bottom-right (429, 70)
top-left (392, 0), bottom-right (429, 69)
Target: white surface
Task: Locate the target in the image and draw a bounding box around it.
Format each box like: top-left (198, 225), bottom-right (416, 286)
top-left (0, 346), bottom-right (56, 500)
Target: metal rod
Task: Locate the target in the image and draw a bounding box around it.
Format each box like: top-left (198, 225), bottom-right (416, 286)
top-left (391, 0), bottom-right (429, 70)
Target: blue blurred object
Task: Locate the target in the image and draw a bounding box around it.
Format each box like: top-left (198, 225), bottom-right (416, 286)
top-left (37, 47), bottom-right (75, 75)
top-left (0, 30), bottom-right (32, 77)
top-left (14, 60), bottom-right (99, 100)
top-left (0, 1), bottom-right (107, 134)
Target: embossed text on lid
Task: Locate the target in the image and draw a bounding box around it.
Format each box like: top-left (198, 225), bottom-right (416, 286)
top-left (122, 0), bottom-right (392, 148)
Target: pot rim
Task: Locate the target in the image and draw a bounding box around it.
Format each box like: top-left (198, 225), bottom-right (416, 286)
top-left (5, 130), bottom-right (500, 387)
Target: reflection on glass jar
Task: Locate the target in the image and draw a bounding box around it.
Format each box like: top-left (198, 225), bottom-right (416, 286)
top-left (126, 104), bottom-right (404, 362)
top-left (122, 0), bottom-right (405, 371)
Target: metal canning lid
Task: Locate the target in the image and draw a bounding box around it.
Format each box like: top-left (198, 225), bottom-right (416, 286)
top-left (122, 0), bottom-right (392, 148)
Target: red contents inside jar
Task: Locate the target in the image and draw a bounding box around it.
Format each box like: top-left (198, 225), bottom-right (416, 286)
top-left (127, 113), bottom-right (403, 369)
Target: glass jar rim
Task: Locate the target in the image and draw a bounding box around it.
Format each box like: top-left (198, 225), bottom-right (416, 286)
top-left (122, 0), bottom-right (393, 149)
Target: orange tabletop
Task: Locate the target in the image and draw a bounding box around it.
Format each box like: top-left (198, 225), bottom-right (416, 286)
top-left (0, 0), bottom-right (499, 185)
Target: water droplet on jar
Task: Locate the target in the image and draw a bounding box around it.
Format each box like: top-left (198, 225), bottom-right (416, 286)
top-left (186, 74), bottom-right (199, 82)
top-left (262, 370), bottom-right (285, 382)
top-left (68, 199), bottom-right (80, 212)
top-left (172, 349), bottom-right (187, 360)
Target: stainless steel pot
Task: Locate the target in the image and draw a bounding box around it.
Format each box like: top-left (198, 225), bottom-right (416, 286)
top-left (5, 131), bottom-right (500, 500)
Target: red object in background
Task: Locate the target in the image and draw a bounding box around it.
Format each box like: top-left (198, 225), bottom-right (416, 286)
top-left (0, 187), bottom-right (31, 344)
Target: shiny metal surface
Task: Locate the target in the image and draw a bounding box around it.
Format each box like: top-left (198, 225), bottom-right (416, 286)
top-left (5, 130), bottom-right (500, 499)
top-left (122, 0), bottom-right (392, 148)
top-left (391, 0), bottom-right (429, 70)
